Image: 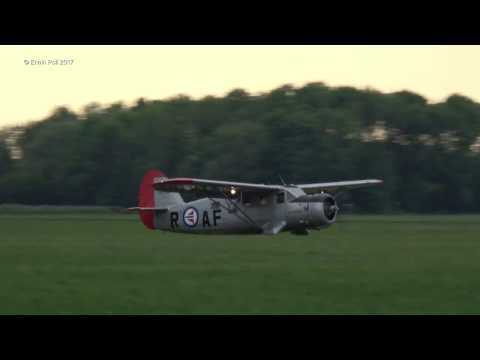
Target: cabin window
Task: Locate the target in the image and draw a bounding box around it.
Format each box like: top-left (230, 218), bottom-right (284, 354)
top-left (276, 192), bottom-right (285, 204)
top-left (180, 192), bottom-right (204, 203)
top-left (242, 191), bottom-right (255, 205)
top-left (242, 191), bottom-right (268, 206)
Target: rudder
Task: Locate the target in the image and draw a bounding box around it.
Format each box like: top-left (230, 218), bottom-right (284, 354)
top-left (135, 169), bottom-right (184, 230)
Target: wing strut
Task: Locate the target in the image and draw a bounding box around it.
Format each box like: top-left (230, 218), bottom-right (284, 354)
top-left (208, 191), bottom-right (264, 233)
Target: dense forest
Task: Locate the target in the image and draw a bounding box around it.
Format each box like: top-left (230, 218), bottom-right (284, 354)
top-left (1, 82), bottom-right (480, 213)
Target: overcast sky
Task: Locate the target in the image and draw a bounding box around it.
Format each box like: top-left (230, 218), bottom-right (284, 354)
top-left (1, 45), bottom-right (479, 127)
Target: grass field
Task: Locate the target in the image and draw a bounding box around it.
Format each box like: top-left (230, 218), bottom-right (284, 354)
top-left (1, 213), bottom-right (479, 314)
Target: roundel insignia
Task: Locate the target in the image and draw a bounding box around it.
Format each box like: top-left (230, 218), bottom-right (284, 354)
top-left (183, 207), bottom-right (199, 227)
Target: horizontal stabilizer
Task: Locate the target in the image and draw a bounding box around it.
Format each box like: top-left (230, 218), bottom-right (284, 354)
top-left (127, 207), bottom-right (169, 212)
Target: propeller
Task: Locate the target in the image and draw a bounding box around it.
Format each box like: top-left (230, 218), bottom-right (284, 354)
top-left (324, 197), bottom-right (339, 220)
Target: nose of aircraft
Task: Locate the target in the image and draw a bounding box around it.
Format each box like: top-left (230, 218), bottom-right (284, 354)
top-left (324, 200), bottom-right (339, 221)
top-left (308, 195), bottom-right (339, 226)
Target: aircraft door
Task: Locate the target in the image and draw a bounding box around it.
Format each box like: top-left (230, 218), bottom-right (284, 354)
top-left (273, 190), bottom-right (287, 224)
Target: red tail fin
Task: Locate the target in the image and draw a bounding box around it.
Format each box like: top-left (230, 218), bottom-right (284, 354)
top-left (138, 169), bottom-right (165, 230)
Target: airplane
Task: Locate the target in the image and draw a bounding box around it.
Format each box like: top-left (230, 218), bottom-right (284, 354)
top-left (128, 169), bottom-right (383, 235)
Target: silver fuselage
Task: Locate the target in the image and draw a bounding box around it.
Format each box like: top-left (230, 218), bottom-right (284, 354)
top-left (154, 189), bottom-right (335, 234)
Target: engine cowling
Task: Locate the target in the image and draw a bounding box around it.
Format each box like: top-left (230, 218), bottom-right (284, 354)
top-left (308, 193), bottom-right (339, 227)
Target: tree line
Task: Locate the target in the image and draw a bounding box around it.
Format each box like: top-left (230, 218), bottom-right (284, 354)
top-left (1, 82), bottom-right (480, 213)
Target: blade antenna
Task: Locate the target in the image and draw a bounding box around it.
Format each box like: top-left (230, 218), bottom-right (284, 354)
top-left (277, 174), bottom-right (287, 186)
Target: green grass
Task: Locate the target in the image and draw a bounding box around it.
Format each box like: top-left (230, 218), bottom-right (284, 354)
top-left (1, 213), bottom-right (479, 314)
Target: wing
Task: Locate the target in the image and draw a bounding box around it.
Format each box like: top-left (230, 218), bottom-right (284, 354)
top-left (153, 177), bottom-right (283, 196)
top-left (298, 179), bottom-right (383, 194)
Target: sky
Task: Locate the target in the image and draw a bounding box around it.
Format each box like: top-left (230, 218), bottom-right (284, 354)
top-left (1, 45), bottom-right (480, 127)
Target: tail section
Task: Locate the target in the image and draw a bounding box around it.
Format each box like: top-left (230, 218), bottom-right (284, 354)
top-left (129, 169), bottom-right (184, 230)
